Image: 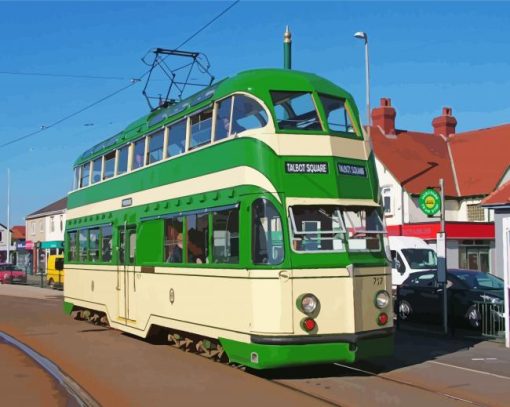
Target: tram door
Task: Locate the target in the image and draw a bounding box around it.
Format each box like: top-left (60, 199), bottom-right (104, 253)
top-left (117, 225), bottom-right (137, 323)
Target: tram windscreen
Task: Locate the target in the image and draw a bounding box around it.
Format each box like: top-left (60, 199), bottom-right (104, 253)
top-left (289, 205), bottom-right (385, 252)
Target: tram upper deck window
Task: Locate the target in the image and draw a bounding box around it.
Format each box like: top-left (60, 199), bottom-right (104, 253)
top-left (73, 167), bottom-right (80, 190)
top-left (80, 162), bottom-right (90, 188)
top-left (189, 108), bottom-right (212, 150)
top-left (148, 129), bottom-right (164, 164)
top-left (91, 157), bottom-right (102, 184)
top-left (271, 91), bottom-right (322, 131)
top-left (167, 120), bottom-right (186, 157)
top-left (132, 138), bottom-right (146, 170)
top-left (103, 151), bottom-right (116, 180)
top-left (318, 94), bottom-right (355, 134)
top-left (117, 145), bottom-right (129, 175)
top-left (215, 95), bottom-right (268, 141)
top-left (289, 206), bottom-right (346, 252)
top-left (252, 199), bottom-right (284, 265)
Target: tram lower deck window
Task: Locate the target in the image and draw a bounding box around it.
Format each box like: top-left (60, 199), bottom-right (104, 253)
top-left (252, 199), bottom-right (284, 265)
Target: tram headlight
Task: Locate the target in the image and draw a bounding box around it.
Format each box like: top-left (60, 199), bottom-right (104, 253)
top-left (375, 290), bottom-right (390, 309)
top-left (298, 294), bottom-right (319, 315)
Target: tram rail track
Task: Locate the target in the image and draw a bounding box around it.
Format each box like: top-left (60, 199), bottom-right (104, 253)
top-left (266, 361), bottom-right (489, 407)
top-left (0, 331), bottom-right (100, 407)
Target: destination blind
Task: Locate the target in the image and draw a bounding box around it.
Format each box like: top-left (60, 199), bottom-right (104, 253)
top-left (285, 162), bottom-right (329, 174)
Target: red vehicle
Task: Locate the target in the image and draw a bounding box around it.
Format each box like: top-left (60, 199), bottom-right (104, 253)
top-left (0, 263), bottom-right (27, 284)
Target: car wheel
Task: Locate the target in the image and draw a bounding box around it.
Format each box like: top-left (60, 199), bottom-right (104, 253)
top-left (48, 278), bottom-right (54, 288)
top-left (398, 300), bottom-right (412, 320)
top-left (466, 305), bottom-right (481, 329)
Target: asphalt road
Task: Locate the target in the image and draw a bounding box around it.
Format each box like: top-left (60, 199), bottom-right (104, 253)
top-left (1, 284), bottom-right (509, 407)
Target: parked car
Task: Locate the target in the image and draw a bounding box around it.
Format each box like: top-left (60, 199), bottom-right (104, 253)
top-left (0, 263), bottom-right (27, 284)
top-left (397, 269), bottom-right (504, 329)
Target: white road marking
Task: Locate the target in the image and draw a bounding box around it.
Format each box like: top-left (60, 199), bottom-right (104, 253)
top-left (429, 361), bottom-right (510, 380)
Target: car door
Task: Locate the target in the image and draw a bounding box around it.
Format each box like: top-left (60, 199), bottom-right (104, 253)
top-left (412, 272), bottom-right (442, 319)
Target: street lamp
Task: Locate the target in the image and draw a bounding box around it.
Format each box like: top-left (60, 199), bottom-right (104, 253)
top-left (354, 31), bottom-right (371, 136)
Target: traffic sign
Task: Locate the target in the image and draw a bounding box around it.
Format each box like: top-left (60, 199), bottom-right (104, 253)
top-left (419, 189), bottom-right (441, 216)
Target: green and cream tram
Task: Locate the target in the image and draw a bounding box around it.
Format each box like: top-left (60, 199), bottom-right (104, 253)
top-left (64, 68), bottom-right (393, 369)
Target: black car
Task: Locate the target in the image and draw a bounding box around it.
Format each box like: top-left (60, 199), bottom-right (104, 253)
top-left (397, 269), bottom-right (504, 329)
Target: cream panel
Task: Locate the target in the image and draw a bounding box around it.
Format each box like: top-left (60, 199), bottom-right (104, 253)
top-left (250, 270), bottom-right (294, 334)
top-left (292, 276), bottom-right (356, 334)
top-left (285, 197), bottom-right (379, 208)
top-left (245, 133), bottom-right (367, 160)
top-left (65, 266), bottom-right (254, 339)
top-left (67, 166), bottom-right (279, 220)
top-left (353, 271), bottom-right (393, 332)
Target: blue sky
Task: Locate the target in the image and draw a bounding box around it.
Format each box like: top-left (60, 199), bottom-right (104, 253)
top-left (1, 1), bottom-right (509, 225)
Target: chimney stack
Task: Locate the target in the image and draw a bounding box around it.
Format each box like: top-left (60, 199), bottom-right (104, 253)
top-left (432, 107), bottom-right (457, 136)
top-left (372, 98), bottom-right (396, 135)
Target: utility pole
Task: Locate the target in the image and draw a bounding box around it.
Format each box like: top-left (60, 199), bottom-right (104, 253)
top-left (6, 168), bottom-right (10, 264)
top-left (437, 178), bottom-right (448, 335)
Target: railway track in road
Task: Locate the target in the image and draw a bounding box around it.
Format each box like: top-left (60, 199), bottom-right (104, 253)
top-left (264, 361), bottom-right (493, 407)
top-left (0, 331), bottom-right (100, 407)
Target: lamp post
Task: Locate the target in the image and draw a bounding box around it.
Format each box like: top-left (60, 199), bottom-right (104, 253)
top-left (354, 31), bottom-right (371, 136)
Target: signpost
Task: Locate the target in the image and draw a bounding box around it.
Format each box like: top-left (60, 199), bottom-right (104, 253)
top-left (419, 180), bottom-right (448, 335)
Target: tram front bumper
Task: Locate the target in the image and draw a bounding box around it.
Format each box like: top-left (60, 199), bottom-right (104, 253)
top-left (220, 327), bottom-right (394, 370)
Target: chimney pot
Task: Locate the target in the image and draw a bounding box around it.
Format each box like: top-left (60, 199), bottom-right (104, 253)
top-left (432, 107), bottom-right (457, 136)
top-left (371, 97), bottom-right (396, 135)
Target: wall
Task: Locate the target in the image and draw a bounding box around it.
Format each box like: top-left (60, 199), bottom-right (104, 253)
top-left (494, 209), bottom-right (510, 279)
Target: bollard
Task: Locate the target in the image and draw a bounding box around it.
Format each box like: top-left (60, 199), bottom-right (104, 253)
top-left (40, 269), bottom-right (44, 288)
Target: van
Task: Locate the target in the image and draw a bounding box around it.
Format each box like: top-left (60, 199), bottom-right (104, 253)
top-left (47, 255), bottom-right (64, 289)
top-left (389, 236), bottom-right (437, 288)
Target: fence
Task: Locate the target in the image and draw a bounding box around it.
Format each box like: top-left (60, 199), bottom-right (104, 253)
top-left (474, 301), bottom-right (505, 339)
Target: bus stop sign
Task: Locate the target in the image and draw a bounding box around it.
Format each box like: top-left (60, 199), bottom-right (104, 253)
top-left (419, 189), bottom-right (441, 216)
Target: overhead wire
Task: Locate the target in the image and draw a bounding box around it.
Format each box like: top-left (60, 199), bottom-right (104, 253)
top-left (0, 80), bottom-right (139, 149)
top-left (0, 0), bottom-right (240, 150)
top-left (0, 70), bottom-right (130, 81)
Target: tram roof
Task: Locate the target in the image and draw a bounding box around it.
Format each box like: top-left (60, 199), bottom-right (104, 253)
top-left (75, 68), bottom-right (355, 166)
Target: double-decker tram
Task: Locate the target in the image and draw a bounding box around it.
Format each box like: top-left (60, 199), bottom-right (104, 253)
top-left (64, 68), bottom-right (393, 369)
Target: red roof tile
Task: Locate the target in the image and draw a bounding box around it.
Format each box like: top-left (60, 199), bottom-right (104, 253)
top-left (371, 126), bottom-right (458, 196)
top-left (371, 100), bottom-right (510, 198)
top-left (11, 226), bottom-right (25, 240)
top-left (449, 124), bottom-right (510, 196)
top-left (482, 180), bottom-right (510, 206)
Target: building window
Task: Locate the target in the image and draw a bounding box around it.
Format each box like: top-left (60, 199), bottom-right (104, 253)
top-left (40, 221), bottom-right (44, 232)
top-left (50, 216), bottom-right (55, 233)
top-left (467, 204), bottom-right (485, 222)
top-left (60, 215), bottom-right (64, 232)
top-left (459, 240), bottom-right (490, 273)
top-left (31, 222), bottom-right (35, 235)
top-left (381, 187), bottom-right (393, 214)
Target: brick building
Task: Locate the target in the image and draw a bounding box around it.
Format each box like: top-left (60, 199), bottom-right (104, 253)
top-left (371, 98), bottom-right (510, 277)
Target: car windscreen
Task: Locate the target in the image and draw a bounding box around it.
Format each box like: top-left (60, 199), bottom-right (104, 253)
top-left (401, 248), bottom-right (437, 270)
top-left (452, 271), bottom-right (504, 290)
